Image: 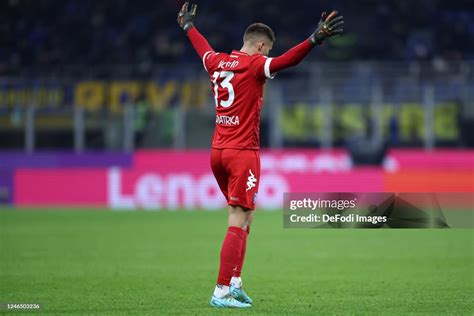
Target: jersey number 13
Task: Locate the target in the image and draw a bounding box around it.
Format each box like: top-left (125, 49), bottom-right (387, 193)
top-left (212, 71), bottom-right (235, 108)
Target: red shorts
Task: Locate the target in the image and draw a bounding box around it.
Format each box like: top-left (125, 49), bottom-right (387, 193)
top-left (211, 148), bottom-right (260, 210)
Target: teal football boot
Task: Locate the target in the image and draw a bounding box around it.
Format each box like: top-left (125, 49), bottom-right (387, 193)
top-left (210, 294), bottom-right (252, 308)
top-left (230, 285), bottom-right (253, 305)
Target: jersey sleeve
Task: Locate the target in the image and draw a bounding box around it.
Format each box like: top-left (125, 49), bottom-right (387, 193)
top-left (187, 27), bottom-right (220, 73)
top-left (251, 55), bottom-right (276, 81)
top-left (268, 39), bottom-right (313, 74)
top-left (202, 51), bottom-right (220, 73)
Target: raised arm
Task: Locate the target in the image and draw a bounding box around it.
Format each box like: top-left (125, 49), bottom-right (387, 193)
top-left (177, 2), bottom-right (214, 59)
top-left (269, 39), bottom-right (314, 74)
top-left (187, 27), bottom-right (215, 59)
top-left (270, 10), bottom-right (344, 74)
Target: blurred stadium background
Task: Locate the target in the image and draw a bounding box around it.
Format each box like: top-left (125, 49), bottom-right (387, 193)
top-left (0, 1), bottom-right (473, 314)
top-left (0, 0), bottom-right (473, 207)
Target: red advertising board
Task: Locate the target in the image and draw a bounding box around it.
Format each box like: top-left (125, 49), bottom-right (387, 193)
top-left (14, 150), bottom-right (473, 209)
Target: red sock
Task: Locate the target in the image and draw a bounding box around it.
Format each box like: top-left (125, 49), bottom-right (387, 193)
top-left (233, 225), bottom-right (249, 277)
top-left (217, 226), bottom-right (246, 285)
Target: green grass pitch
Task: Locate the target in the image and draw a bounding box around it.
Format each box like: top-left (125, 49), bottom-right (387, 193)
top-left (1, 209), bottom-right (473, 315)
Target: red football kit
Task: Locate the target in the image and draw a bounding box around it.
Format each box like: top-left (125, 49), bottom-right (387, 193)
top-left (187, 27), bottom-right (314, 210)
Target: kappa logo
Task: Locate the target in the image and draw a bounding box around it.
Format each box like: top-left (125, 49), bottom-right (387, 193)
top-left (246, 169), bottom-right (257, 192)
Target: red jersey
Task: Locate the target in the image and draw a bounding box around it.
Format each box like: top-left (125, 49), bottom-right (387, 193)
top-left (186, 27), bottom-right (314, 150)
top-left (202, 50), bottom-right (274, 150)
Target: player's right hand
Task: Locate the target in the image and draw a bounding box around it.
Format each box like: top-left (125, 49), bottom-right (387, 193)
top-left (177, 2), bottom-right (197, 33)
top-left (310, 10), bottom-right (344, 46)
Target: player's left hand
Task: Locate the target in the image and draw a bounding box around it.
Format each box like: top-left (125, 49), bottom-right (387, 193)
top-left (310, 10), bottom-right (344, 45)
top-left (177, 2), bottom-right (197, 32)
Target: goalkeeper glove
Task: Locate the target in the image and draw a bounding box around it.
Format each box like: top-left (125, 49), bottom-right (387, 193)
top-left (310, 10), bottom-right (344, 46)
top-left (177, 2), bottom-right (197, 33)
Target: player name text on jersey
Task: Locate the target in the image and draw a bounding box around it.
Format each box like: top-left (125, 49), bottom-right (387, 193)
top-left (218, 60), bottom-right (239, 69)
top-left (216, 115), bottom-right (240, 126)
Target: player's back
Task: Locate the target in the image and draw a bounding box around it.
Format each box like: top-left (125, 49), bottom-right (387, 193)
top-left (203, 50), bottom-right (274, 150)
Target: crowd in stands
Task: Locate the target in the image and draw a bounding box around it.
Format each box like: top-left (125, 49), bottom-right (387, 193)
top-left (1, 0), bottom-right (473, 74)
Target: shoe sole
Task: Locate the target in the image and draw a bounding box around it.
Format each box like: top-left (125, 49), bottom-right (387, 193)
top-left (210, 298), bottom-right (251, 308)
